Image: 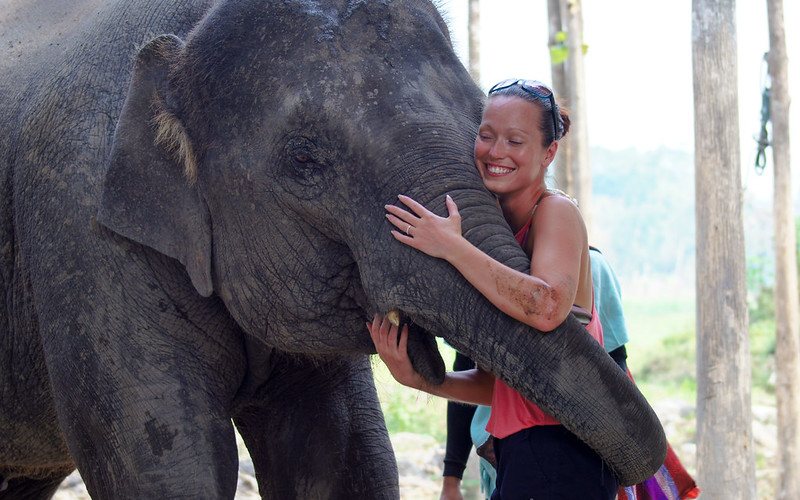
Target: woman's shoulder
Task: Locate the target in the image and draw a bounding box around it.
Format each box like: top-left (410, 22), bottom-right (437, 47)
top-left (537, 189), bottom-right (581, 215)
top-left (533, 189), bottom-right (587, 237)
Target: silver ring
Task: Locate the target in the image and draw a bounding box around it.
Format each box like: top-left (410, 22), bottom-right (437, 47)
top-left (406, 224), bottom-right (412, 235)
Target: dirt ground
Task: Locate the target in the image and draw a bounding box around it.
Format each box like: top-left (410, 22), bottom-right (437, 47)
top-left (53, 398), bottom-right (779, 499)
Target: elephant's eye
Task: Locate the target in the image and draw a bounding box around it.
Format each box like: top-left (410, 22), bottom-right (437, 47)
top-left (277, 132), bottom-right (333, 197)
top-left (286, 136), bottom-right (323, 168)
top-left (294, 152), bottom-right (313, 164)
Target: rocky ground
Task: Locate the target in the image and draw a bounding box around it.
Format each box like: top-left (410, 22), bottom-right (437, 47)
top-left (53, 398), bottom-right (779, 499)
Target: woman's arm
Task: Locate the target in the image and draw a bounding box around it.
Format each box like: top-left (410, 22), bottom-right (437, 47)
top-left (367, 313), bottom-right (494, 406)
top-left (385, 194), bottom-right (586, 332)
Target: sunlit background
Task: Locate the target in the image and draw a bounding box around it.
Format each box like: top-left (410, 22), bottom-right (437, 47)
top-left (436, 0), bottom-right (799, 297)
top-left (370, 4), bottom-right (797, 497)
top-left (439, 0), bottom-right (799, 155)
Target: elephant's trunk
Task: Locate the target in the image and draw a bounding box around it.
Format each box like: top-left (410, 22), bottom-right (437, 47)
top-left (358, 186), bottom-right (666, 486)
top-left (437, 288), bottom-right (665, 486)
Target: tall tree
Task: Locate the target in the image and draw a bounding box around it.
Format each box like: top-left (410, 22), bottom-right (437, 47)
top-left (467, 0), bottom-right (480, 85)
top-left (547, 0), bottom-right (570, 192)
top-left (767, 0), bottom-right (800, 496)
top-left (692, 0), bottom-right (756, 497)
top-left (563, 0), bottom-right (591, 234)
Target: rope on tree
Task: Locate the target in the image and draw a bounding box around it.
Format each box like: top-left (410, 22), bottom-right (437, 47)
top-left (754, 52), bottom-right (771, 175)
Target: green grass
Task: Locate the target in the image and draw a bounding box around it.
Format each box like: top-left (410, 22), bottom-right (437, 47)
top-left (622, 295), bottom-right (695, 351)
top-left (749, 317), bottom-right (777, 404)
top-left (621, 294), bottom-right (777, 402)
top-left (372, 338), bottom-right (456, 443)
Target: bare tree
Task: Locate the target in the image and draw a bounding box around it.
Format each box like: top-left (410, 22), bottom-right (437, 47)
top-left (692, 0), bottom-right (756, 497)
top-left (562, 0), bottom-right (591, 234)
top-left (767, 0), bottom-right (800, 496)
top-left (467, 0), bottom-right (480, 85)
top-left (547, 0), bottom-right (570, 192)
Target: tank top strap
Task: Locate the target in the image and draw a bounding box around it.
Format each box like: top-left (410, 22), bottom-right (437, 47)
top-left (542, 188), bottom-right (579, 207)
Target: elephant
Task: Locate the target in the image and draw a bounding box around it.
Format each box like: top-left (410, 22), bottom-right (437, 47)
top-left (0, 0), bottom-right (667, 498)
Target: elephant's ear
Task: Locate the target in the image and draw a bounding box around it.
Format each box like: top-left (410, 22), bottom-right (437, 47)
top-left (97, 34), bottom-right (213, 297)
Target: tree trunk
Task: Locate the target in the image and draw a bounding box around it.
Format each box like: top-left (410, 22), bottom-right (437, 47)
top-left (563, 0), bottom-right (591, 235)
top-left (767, 0), bottom-right (800, 496)
top-left (467, 0), bottom-right (480, 85)
top-left (692, 0), bottom-right (756, 497)
top-left (547, 0), bottom-right (570, 193)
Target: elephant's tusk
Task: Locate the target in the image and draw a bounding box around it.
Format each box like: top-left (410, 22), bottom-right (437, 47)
top-left (386, 309), bottom-right (402, 327)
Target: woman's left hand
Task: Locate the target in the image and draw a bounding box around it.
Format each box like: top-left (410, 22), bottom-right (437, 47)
top-left (385, 194), bottom-right (463, 259)
top-left (367, 313), bottom-right (427, 391)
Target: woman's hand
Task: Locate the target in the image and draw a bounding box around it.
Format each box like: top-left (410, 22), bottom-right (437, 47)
top-left (439, 476), bottom-right (464, 500)
top-left (385, 194), bottom-right (464, 260)
top-left (369, 313), bottom-right (496, 405)
top-left (367, 313), bottom-right (427, 391)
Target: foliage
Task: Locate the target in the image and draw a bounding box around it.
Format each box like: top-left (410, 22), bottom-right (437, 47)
top-left (549, 30), bottom-right (588, 64)
top-left (749, 318), bottom-right (777, 402)
top-left (628, 301), bottom-right (776, 403)
top-left (746, 252), bottom-right (775, 323)
top-left (589, 147), bottom-right (695, 282)
top-left (745, 216), bottom-right (800, 323)
top-left (549, 31), bottom-right (569, 64)
top-left (373, 339), bottom-right (454, 442)
top-left (623, 295), bottom-right (696, 402)
top-left (640, 327), bottom-right (694, 381)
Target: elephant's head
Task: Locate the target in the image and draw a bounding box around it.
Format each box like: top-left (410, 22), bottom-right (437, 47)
top-left (98, 0), bottom-right (665, 485)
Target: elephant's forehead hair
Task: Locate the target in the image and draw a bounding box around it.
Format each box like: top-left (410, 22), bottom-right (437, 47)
top-left (172, 0), bottom-right (465, 142)
top-left (177, 0), bottom-right (450, 81)
top-left (337, 0), bottom-right (451, 39)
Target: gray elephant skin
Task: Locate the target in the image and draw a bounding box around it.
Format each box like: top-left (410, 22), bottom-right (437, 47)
top-left (0, 0), bottom-right (666, 498)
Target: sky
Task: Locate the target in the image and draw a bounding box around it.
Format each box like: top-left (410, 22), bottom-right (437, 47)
top-left (437, 0), bottom-right (799, 198)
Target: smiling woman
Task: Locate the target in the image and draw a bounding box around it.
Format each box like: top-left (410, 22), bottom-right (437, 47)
top-left (371, 79), bottom-right (622, 498)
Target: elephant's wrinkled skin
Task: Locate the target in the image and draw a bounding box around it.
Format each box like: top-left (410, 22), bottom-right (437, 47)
top-left (0, 0), bottom-right (666, 498)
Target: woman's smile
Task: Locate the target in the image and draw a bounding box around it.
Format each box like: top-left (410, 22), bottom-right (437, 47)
top-left (485, 164), bottom-right (516, 176)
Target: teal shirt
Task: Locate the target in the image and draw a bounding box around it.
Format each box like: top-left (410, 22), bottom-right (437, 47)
top-left (469, 405), bottom-right (496, 499)
top-left (589, 247), bottom-right (629, 353)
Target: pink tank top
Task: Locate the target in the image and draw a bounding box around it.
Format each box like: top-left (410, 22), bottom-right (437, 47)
top-left (485, 213), bottom-right (604, 439)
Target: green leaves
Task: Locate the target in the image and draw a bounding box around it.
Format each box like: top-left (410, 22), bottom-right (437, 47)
top-left (549, 30), bottom-right (589, 65)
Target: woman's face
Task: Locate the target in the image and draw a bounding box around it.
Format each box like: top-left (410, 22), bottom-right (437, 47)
top-left (473, 96), bottom-right (557, 199)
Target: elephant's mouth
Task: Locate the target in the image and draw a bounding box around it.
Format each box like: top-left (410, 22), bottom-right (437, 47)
top-left (333, 258), bottom-right (444, 383)
top-left (383, 308), bottom-right (446, 385)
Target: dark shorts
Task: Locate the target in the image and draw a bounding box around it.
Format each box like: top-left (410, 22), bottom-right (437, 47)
top-left (490, 425), bottom-right (618, 500)
top-left (608, 345), bottom-right (628, 372)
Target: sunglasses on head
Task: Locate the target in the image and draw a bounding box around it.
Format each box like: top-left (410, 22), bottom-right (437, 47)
top-left (488, 79), bottom-right (559, 140)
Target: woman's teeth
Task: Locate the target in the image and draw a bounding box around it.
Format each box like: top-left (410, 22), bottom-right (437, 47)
top-left (487, 165), bottom-right (513, 175)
